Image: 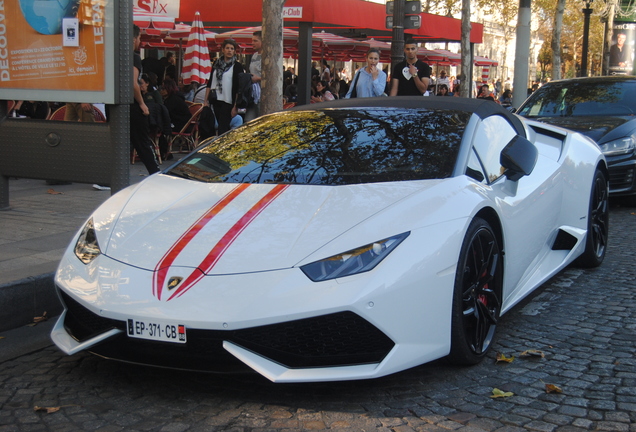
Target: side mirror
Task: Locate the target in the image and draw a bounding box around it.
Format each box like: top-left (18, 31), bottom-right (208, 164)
top-left (500, 135), bottom-right (538, 181)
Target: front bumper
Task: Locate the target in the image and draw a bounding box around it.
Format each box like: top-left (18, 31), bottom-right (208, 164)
top-left (53, 289), bottom-right (395, 374)
top-left (52, 223), bottom-right (458, 382)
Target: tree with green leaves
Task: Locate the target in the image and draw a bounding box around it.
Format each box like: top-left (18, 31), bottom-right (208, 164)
top-left (537, 40), bottom-right (552, 80)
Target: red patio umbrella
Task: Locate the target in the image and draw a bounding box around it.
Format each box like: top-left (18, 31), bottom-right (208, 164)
top-left (474, 56), bottom-right (498, 67)
top-left (181, 12), bottom-right (212, 85)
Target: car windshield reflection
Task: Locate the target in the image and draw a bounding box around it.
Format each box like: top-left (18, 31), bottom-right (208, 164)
top-left (166, 108), bottom-right (471, 185)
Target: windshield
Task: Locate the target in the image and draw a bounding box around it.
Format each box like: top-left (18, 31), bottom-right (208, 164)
top-left (166, 108), bottom-right (470, 185)
top-left (518, 80), bottom-right (636, 118)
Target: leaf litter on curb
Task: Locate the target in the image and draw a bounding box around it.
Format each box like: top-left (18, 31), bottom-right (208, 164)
top-left (46, 189), bottom-right (63, 195)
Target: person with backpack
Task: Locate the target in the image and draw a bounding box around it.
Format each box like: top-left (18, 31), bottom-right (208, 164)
top-left (345, 48), bottom-right (387, 98)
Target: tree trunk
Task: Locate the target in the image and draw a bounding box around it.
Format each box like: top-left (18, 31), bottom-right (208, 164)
top-left (261, 0), bottom-right (285, 116)
top-left (551, 0), bottom-right (565, 80)
top-left (460, 0), bottom-right (472, 98)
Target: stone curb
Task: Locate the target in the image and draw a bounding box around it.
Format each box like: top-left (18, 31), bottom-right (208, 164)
top-left (0, 273), bottom-right (62, 332)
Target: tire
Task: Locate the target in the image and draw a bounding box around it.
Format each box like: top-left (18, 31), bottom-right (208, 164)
top-left (575, 169), bottom-right (609, 268)
top-left (448, 217), bottom-right (503, 365)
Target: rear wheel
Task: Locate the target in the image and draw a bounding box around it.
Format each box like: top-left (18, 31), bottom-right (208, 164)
top-left (575, 169), bottom-right (609, 268)
top-left (448, 218), bottom-right (503, 365)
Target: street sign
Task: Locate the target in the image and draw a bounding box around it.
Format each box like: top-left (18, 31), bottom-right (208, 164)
top-left (405, 15), bottom-right (421, 29)
top-left (405, 1), bottom-right (422, 14)
top-left (386, 15), bottom-right (421, 30)
top-left (386, 1), bottom-right (421, 15)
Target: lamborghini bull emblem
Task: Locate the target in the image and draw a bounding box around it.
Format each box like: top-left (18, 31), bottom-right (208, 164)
top-left (167, 276), bottom-right (183, 291)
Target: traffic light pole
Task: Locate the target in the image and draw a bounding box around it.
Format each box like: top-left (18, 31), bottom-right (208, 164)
top-left (391, 0), bottom-right (405, 74)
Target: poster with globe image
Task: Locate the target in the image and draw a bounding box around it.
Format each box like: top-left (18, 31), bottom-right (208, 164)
top-left (0, 0), bottom-right (107, 95)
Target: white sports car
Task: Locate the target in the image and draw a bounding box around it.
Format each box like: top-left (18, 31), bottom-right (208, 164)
top-left (52, 97), bottom-right (608, 382)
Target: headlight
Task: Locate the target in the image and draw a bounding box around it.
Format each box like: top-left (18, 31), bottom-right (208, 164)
top-left (74, 218), bottom-right (101, 264)
top-left (598, 137), bottom-right (635, 156)
top-left (300, 232), bottom-right (410, 282)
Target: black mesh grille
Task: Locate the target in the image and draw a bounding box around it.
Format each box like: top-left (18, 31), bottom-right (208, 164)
top-left (609, 164), bottom-right (635, 192)
top-left (231, 312), bottom-right (395, 368)
top-left (59, 289), bottom-right (395, 370)
top-left (59, 290), bottom-right (124, 341)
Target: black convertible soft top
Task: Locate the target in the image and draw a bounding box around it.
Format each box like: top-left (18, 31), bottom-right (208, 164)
top-left (290, 96), bottom-right (527, 138)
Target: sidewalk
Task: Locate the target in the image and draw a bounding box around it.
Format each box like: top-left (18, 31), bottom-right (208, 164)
top-left (0, 158), bottom-right (177, 332)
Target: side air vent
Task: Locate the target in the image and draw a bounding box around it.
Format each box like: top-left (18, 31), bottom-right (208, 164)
top-left (552, 229), bottom-right (578, 251)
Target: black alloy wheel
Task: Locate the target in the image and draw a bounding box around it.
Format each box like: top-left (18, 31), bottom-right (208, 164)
top-left (575, 169), bottom-right (609, 268)
top-left (449, 217), bottom-right (503, 365)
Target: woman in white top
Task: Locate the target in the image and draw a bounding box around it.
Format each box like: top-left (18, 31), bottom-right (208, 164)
top-left (345, 48), bottom-right (387, 98)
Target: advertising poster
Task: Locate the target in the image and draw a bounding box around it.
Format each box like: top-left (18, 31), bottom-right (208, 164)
top-left (609, 22), bottom-right (636, 75)
top-left (0, 0), bottom-right (106, 92)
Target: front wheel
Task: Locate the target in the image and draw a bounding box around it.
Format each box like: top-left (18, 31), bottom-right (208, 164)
top-left (575, 169), bottom-right (609, 268)
top-left (448, 217), bottom-right (503, 365)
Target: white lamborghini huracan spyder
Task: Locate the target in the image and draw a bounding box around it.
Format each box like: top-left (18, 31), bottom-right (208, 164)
top-left (52, 97), bottom-right (608, 382)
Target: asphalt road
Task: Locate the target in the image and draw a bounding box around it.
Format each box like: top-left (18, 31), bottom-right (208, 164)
top-left (0, 204), bottom-right (634, 432)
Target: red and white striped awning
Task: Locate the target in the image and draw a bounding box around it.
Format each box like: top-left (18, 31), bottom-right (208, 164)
top-left (181, 12), bottom-right (212, 85)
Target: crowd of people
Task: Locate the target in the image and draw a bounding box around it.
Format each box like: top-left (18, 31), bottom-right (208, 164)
top-left (6, 29), bottom-right (543, 183)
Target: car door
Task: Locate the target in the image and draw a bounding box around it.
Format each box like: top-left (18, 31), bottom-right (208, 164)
top-left (470, 114), bottom-right (564, 308)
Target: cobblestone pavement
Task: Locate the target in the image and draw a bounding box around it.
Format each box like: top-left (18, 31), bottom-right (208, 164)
top-left (1, 205), bottom-right (635, 432)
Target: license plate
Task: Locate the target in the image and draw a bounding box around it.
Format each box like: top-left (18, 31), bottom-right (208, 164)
top-left (127, 319), bottom-right (187, 343)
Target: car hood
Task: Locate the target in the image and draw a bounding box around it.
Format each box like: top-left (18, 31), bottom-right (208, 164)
top-left (530, 115), bottom-right (634, 143)
top-left (98, 174), bottom-right (436, 275)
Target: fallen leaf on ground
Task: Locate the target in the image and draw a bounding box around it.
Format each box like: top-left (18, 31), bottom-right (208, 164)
top-left (34, 406), bottom-right (61, 414)
top-left (27, 312), bottom-right (48, 326)
top-left (46, 189), bottom-right (63, 195)
top-left (496, 353), bottom-right (515, 363)
top-left (545, 384), bottom-right (563, 394)
top-left (491, 388), bottom-right (514, 398)
top-left (520, 349), bottom-right (545, 358)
